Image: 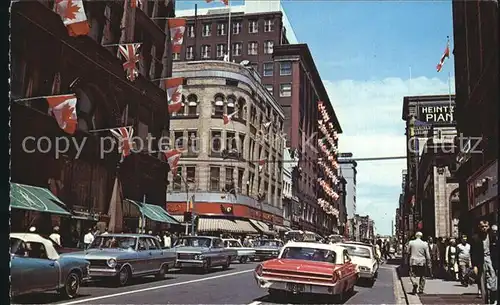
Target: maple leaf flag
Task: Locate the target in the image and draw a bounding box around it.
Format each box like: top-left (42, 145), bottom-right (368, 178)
top-left (165, 78), bottom-right (184, 114)
top-left (119, 44), bottom-right (141, 82)
top-left (258, 159), bottom-right (266, 172)
top-left (168, 19), bottom-right (186, 54)
top-left (130, 0), bottom-right (142, 8)
top-left (53, 0), bottom-right (90, 37)
top-left (206, 0), bottom-right (229, 5)
top-left (164, 149), bottom-right (183, 175)
top-left (223, 111), bottom-right (238, 125)
top-left (47, 94), bottom-right (78, 135)
top-left (110, 127), bottom-right (134, 159)
top-left (436, 39), bottom-right (450, 72)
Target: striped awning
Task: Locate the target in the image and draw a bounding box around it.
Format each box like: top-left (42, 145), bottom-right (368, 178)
top-left (274, 225), bottom-right (290, 232)
top-left (198, 218), bottom-right (254, 234)
top-left (234, 220), bottom-right (258, 234)
top-left (249, 219), bottom-right (275, 235)
top-left (171, 215), bottom-right (184, 222)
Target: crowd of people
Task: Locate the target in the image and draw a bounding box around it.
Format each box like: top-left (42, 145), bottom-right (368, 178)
top-left (406, 219), bottom-right (498, 305)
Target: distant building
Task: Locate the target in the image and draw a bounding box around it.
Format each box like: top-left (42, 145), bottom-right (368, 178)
top-left (338, 156), bottom-right (357, 218)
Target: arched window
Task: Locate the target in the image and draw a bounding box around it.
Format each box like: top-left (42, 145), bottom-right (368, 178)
top-left (227, 95), bottom-right (236, 115)
top-left (237, 97), bottom-right (246, 119)
top-left (187, 94), bottom-right (198, 115)
top-left (213, 94), bottom-right (224, 115)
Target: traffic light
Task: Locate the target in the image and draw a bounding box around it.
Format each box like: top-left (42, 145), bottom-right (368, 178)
top-left (184, 211), bottom-right (192, 222)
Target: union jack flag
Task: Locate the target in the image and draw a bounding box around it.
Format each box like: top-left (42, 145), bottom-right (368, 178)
top-left (119, 43), bottom-right (141, 82)
top-left (110, 126), bottom-right (134, 160)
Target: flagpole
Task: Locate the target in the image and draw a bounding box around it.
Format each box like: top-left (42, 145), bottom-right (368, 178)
top-left (226, 0), bottom-right (232, 62)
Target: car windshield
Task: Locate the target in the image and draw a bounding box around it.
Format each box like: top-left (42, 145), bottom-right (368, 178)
top-left (89, 236), bottom-right (137, 250)
top-left (176, 237), bottom-right (212, 248)
top-left (258, 240), bottom-right (280, 247)
top-left (281, 247), bottom-right (336, 263)
top-left (224, 240), bottom-right (241, 247)
top-left (342, 245), bottom-right (371, 259)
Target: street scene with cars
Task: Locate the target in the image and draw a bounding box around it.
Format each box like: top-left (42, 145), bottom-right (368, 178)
top-left (8, 0), bottom-right (498, 304)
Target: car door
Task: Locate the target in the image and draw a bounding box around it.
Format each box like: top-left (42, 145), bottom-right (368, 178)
top-left (343, 250), bottom-right (357, 286)
top-left (136, 237), bottom-right (151, 273)
top-left (211, 238), bottom-right (225, 264)
top-left (146, 237), bottom-right (164, 271)
top-left (23, 241), bottom-right (59, 293)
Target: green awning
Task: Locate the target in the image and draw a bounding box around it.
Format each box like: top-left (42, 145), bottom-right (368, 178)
top-left (10, 183), bottom-right (71, 216)
top-left (127, 199), bottom-right (180, 225)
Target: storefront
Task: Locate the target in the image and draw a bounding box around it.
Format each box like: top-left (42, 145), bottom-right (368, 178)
top-left (467, 160), bottom-right (498, 226)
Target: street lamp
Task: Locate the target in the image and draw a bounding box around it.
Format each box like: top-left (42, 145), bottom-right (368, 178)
top-left (176, 173), bottom-right (195, 235)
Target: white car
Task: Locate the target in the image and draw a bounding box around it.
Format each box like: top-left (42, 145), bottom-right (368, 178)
top-left (337, 242), bottom-right (378, 283)
top-left (223, 238), bottom-right (255, 263)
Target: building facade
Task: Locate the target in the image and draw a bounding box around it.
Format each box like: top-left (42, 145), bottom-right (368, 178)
top-left (165, 60), bottom-right (288, 235)
top-left (282, 147), bottom-right (299, 230)
top-left (339, 157), bottom-right (357, 219)
top-left (452, 0), bottom-right (499, 231)
top-left (10, 0), bottom-right (177, 239)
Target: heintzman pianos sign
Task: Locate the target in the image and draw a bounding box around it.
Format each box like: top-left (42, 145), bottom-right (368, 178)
top-left (418, 104), bottom-right (455, 125)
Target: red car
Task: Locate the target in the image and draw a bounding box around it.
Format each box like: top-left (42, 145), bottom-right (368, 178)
top-left (254, 242), bottom-right (359, 301)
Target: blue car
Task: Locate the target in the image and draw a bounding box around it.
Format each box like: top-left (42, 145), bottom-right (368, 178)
top-left (10, 233), bottom-right (90, 299)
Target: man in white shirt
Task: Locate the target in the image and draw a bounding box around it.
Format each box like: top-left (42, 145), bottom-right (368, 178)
top-left (49, 226), bottom-right (62, 246)
top-left (164, 232), bottom-right (172, 248)
top-left (84, 228), bottom-right (95, 249)
top-left (457, 235), bottom-right (471, 286)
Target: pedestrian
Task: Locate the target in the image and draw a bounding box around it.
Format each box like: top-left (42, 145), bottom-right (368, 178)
top-left (427, 237), bottom-right (440, 279)
top-left (49, 226), bottom-right (62, 246)
top-left (384, 240), bottom-right (391, 260)
top-left (375, 239), bottom-right (382, 263)
top-left (84, 228), bottom-right (95, 249)
top-left (445, 238), bottom-right (459, 281)
top-left (408, 232), bottom-right (431, 294)
top-left (470, 219), bottom-right (497, 304)
top-left (71, 229), bottom-right (80, 248)
top-left (29, 226), bottom-right (37, 233)
top-left (457, 235), bottom-right (471, 286)
top-left (164, 232), bottom-right (172, 248)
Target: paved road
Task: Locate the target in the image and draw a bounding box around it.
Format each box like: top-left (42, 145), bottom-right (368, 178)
top-left (13, 262), bottom-right (399, 305)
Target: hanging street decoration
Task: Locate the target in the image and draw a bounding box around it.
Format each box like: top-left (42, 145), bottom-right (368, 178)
top-left (46, 94), bottom-right (78, 135)
top-left (119, 43), bottom-right (141, 82)
top-left (168, 19), bottom-right (187, 53)
top-left (53, 0), bottom-right (90, 37)
top-left (110, 126), bottom-right (134, 160)
top-left (223, 111), bottom-right (238, 125)
top-left (258, 159), bottom-right (266, 172)
top-left (130, 0), bottom-right (142, 8)
top-left (165, 77), bottom-right (184, 114)
top-left (164, 149), bottom-right (183, 175)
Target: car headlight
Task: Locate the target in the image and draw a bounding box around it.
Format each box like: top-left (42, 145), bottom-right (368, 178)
top-left (273, 251), bottom-right (278, 255)
top-left (194, 255), bottom-right (204, 260)
top-left (359, 266), bottom-right (370, 271)
top-left (107, 258), bottom-right (117, 268)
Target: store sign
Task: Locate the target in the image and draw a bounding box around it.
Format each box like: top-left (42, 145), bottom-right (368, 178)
top-left (468, 160), bottom-right (498, 210)
top-left (418, 104), bottom-right (455, 124)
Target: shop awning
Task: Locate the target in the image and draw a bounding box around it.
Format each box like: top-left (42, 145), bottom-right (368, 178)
top-left (10, 182), bottom-right (71, 216)
top-left (274, 225), bottom-right (290, 232)
top-left (127, 200), bottom-right (180, 225)
top-left (198, 218), bottom-right (254, 234)
top-left (234, 220), bottom-right (259, 234)
top-left (171, 215), bottom-right (184, 223)
top-left (249, 219), bottom-right (275, 235)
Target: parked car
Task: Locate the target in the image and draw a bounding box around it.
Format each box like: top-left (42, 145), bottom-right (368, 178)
top-left (254, 242), bottom-right (359, 301)
top-left (174, 236), bottom-right (235, 273)
top-left (10, 233), bottom-right (90, 299)
top-left (61, 233), bottom-right (176, 286)
top-left (337, 242), bottom-right (379, 284)
top-left (223, 238), bottom-right (256, 263)
top-left (254, 239), bottom-right (284, 261)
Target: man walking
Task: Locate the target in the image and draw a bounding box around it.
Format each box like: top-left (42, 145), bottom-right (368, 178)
top-left (408, 232), bottom-right (431, 294)
top-left (471, 220), bottom-right (497, 304)
top-left (457, 235), bottom-right (471, 286)
top-left (427, 237), bottom-right (440, 279)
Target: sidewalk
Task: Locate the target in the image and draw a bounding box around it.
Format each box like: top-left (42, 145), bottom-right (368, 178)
top-left (397, 264), bottom-right (482, 304)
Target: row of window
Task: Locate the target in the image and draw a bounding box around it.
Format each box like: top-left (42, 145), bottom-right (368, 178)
top-left (187, 19), bottom-right (275, 38)
top-left (178, 41), bottom-right (274, 59)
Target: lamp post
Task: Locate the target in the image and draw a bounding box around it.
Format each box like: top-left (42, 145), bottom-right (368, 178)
top-left (177, 174), bottom-right (193, 235)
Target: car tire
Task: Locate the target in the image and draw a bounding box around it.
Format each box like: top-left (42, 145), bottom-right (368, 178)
top-left (155, 264), bottom-right (168, 280)
top-left (115, 266), bottom-right (131, 287)
top-left (239, 256), bottom-right (248, 264)
top-left (222, 257), bottom-right (231, 270)
top-left (59, 271), bottom-right (81, 299)
top-left (202, 259), bottom-right (211, 274)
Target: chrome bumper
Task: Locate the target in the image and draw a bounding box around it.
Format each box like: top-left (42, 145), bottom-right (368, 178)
top-left (89, 268), bottom-right (119, 278)
top-left (176, 259), bottom-right (205, 268)
top-left (254, 275), bottom-right (340, 295)
top-left (358, 271), bottom-right (375, 279)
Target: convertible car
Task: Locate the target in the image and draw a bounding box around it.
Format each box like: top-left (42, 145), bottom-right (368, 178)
top-left (10, 233), bottom-right (90, 299)
top-left (254, 242), bottom-right (359, 301)
top-left (174, 236), bottom-right (236, 273)
top-left (61, 234), bottom-right (176, 286)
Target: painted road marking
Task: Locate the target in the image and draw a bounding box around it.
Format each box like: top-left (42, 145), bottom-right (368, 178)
top-left (58, 269), bottom-right (254, 305)
top-left (247, 302), bottom-right (262, 305)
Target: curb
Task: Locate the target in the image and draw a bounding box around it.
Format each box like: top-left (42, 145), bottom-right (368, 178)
top-left (395, 265), bottom-right (410, 305)
top-left (396, 265), bottom-right (423, 305)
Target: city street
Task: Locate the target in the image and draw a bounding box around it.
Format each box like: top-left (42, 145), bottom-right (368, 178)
top-left (13, 262), bottom-right (400, 305)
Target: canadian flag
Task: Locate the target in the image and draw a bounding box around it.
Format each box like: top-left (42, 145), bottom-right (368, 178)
top-left (165, 78), bottom-right (184, 114)
top-left (223, 111), bottom-right (238, 125)
top-left (258, 159), bottom-right (266, 172)
top-left (164, 149), bottom-right (182, 175)
top-left (47, 94), bottom-right (78, 135)
top-left (119, 44), bottom-right (141, 82)
top-left (53, 0), bottom-right (90, 37)
top-left (130, 0), bottom-right (142, 8)
top-left (168, 19), bottom-right (186, 54)
top-left (436, 39), bottom-right (450, 72)
top-left (206, 0), bottom-right (229, 5)
top-left (110, 127), bottom-right (134, 159)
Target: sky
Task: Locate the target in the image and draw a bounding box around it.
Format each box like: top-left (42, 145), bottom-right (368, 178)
top-left (177, 0), bottom-right (456, 236)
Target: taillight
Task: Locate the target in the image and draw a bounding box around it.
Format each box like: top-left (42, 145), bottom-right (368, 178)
top-left (255, 264), bottom-right (263, 276)
top-left (332, 270), bottom-right (340, 283)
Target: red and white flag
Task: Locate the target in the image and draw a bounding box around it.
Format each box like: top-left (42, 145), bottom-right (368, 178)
top-left (332, 192), bottom-right (339, 201)
top-left (164, 149), bottom-right (183, 175)
top-left (258, 159), bottom-right (266, 172)
top-left (206, 0), bottom-right (229, 5)
top-left (47, 94), bottom-right (78, 135)
top-left (165, 78), bottom-right (184, 114)
top-left (110, 127), bottom-right (134, 159)
top-left (223, 111), bottom-right (238, 125)
top-left (168, 19), bottom-right (186, 54)
top-left (54, 0), bottom-right (90, 37)
top-left (436, 39), bottom-right (450, 72)
top-left (119, 43), bottom-right (141, 82)
top-left (130, 0), bottom-right (142, 8)
top-left (333, 130), bottom-right (338, 140)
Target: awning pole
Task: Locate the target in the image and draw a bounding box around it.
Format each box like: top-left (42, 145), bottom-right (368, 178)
top-left (142, 194), bottom-right (146, 233)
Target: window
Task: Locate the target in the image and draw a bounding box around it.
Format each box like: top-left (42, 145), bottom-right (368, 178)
top-left (280, 83), bottom-right (292, 97)
top-left (249, 20), bottom-right (258, 33)
top-left (264, 41), bottom-right (274, 54)
top-left (202, 23), bottom-right (211, 36)
top-left (263, 63), bottom-right (273, 76)
top-left (227, 95), bottom-right (235, 115)
top-left (280, 62), bottom-right (292, 75)
top-left (186, 167), bottom-right (196, 184)
top-left (232, 43), bottom-right (242, 56)
top-left (186, 46), bottom-right (194, 60)
top-left (264, 19), bottom-right (274, 32)
top-left (172, 53), bottom-right (180, 60)
top-left (210, 167), bottom-right (220, 191)
top-left (216, 44), bottom-right (226, 58)
top-left (188, 131), bottom-right (198, 153)
top-left (173, 167), bottom-right (182, 191)
top-left (237, 98), bottom-right (246, 119)
top-left (214, 95), bottom-right (224, 115)
top-left (201, 45), bottom-right (211, 59)
top-left (238, 168), bottom-right (244, 191)
top-left (187, 25), bottom-right (195, 37)
top-left (187, 94), bottom-right (198, 115)
top-left (217, 23), bottom-right (226, 36)
top-left (226, 132), bottom-right (237, 149)
top-left (271, 185), bottom-right (275, 204)
top-left (238, 133), bottom-right (245, 151)
top-left (248, 42), bottom-right (258, 55)
top-left (211, 130), bottom-right (222, 152)
top-left (232, 21), bottom-right (241, 34)
top-left (264, 84), bottom-right (273, 95)
top-left (225, 167), bottom-right (234, 186)
top-left (174, 131), bottom-right (185, 150)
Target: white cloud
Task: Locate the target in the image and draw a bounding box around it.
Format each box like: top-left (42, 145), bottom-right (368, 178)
top-left (324, 76), bottom-right (453, 235)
